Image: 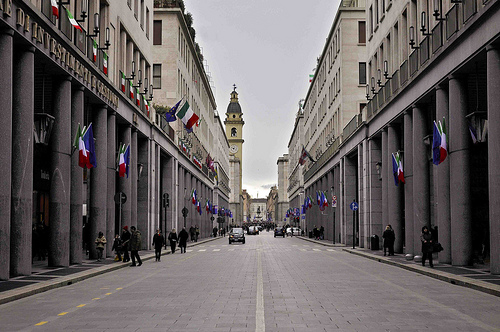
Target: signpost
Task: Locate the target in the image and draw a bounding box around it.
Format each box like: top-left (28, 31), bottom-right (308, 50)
top-left (350, 200), bottom-right (358, 249)
top-left (114, 192), bottom-right (127, 231)
top-left (332, 195), bottom-right (337, 244)
top-left (162, 193), bottom-right (169, 233)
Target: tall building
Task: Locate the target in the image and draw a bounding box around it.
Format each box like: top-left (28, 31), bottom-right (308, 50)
top-left (224, 87), bottom-right (245, 223)
top-left (266, 186), bottom-right (278, 223)
top-left (0, 0), bottom-right (228, 281)
top-left (276, 155), bottom-right (289, 225)
top-left (287, 0), bottom-right (500, 274)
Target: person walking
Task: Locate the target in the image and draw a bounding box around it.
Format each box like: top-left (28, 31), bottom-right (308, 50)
top-left (319, 226), bottom-right (325, 240)
top-left (95, 232), bottom-right (107, 262)
top-left (213, 226), bottom-right (218, 238)
top-left (195, 225), bottom-right (200, 242)
top-left (121, 226), bottom-right (131, 263)
top-left (168, 229), bottom-right (178, 254)
top-left (129, 226), bottom-right (142, 267)
top-left (383, 225), bottom-right (396, 256)
top-left (152, 229), bottom-right (165, 262)
top-left (421, 226), bottom-right (434, 268)
top-left (189, 226), bottom-right (195, 242)
top-left (178, 227), bottom-right (189, 253)
top-left (111, 234), bottom-right (122, 261)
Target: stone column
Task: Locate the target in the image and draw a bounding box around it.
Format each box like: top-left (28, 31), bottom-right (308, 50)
top-left (412, 105), bottom-right (430, 259)
top-left (381, 129), bottom-right (388, 233)
top-left (339, 159), bottom-right (344, 243)
top-left (177, 165), bottom-right (184, 231)
top-left (118, 126), bottom-right (132, 230)
top-left (11, 46), bottom-right (35, 275)
top-left (344, 156), bottom-right (357, 247)
top-left (487, 45), bottom-right (500, 274)
top-left (387, 124), bottom-right (403, 253)
top-left (404, 110), bottom-right (414, 258)
top-left (70, 86), bottom-right (84, 264)
top-left (89, 106), bottom-right (108, 259)
top-left (131, 129), bottom-right (138, 229)
top-left (361, 141), bottom-right (369, 248)
top-left (0, 29), bottom-right (14, 280)
top-left (106, 111), bottom-right (116, 258)
top-left (369, 139), bottom-right (382, 247)
top-left (436, 85), bottom-right (451, 264)
top-left (449, 76), bottom-right (472, 266)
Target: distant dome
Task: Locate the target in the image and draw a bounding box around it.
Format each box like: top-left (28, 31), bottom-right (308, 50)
top-left (227, 86), bottom-right (242, 113)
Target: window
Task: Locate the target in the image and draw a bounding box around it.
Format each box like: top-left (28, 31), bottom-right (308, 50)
top-left (140, 0), bottom-right (145, 28)
top-left (369, 6), bottom-right (373, 35)
top-left (231, 128), bottom-right (237, 137)
top-left (153, 20), bottom-right (162, 45)
top-left (153, 64), bottom-right (161, 89)
top-left (127, 0), bottom-right (131, 8)
top-left (359, 62), bottom-right (366, 85)
top-left (146, 8), bottom-right (150, 39)
top-left (358, 21), bottom-right (366, 44)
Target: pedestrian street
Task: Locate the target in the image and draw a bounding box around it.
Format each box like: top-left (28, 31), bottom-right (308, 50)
top-left (0, 232), bottom-right (499, 332)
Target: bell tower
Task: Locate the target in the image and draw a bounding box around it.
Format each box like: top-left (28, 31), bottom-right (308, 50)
top-left (224, 85), bottom-right (245, 195)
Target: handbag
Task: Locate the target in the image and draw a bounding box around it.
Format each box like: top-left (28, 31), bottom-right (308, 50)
top-left (433, 242), bottom-right (444, 253)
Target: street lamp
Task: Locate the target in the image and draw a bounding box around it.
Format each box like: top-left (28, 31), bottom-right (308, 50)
top-left (34, 113), bottom-right (55, 145)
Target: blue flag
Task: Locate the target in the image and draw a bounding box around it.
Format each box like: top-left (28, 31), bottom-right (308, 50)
top-left (165, 99), bottom-right (181, 122)
top-left (83, 123), bottom-right (97, 168)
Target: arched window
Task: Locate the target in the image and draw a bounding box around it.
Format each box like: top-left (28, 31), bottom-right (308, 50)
top-left (231, 128), bottom-right (237, 137)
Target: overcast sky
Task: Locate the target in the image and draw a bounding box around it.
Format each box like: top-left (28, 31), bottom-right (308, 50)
top-left (184, 0), bottom-right (341, 198)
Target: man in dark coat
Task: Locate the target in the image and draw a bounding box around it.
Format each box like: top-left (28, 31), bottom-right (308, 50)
top-left (178, 227), bottom-right (189, 253)
top-left (421, 226), bottom-right (434, 267)
top-left (152, 229), bottom-right (165, 262)
top-left (383, 225), bottom-right (396, 256)
top-left (167, 229), bottom-right (178, 254)
top-left (129, 226), bottom-right (142, 267)
top-left (189, 226), bottom-right (195, 242)
top-left (121, 226), bottom-right (131, 262)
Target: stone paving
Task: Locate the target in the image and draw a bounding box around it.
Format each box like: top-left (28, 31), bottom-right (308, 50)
top-left (0, 233), bottom-right (499, 331)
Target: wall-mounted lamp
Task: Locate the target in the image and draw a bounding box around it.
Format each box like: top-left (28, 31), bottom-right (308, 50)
top-left (375, 161), bottom-right (382, 181)
top-left (86, 13), bottom-right (100, 38)
top-left (146, 84), bottom-right (154, 101)
top-left (423, 134), bottom-right (433, 146)
top-left (34, 113), bottom-right (56, 145)
top-left (97, 27), bottom-right (111, 51)
top-left (133, 69), bottom-right (142, 88)
top-left (377, 69), bottom-right (384, 87)
top-left (366, 84), bottom-right (371, 100)
top-left (125, 60), bottom-right (136, 81)
top-left (466, 111), bottom-right (488, 143)
top-left (383, 60), bottom-right (392, 79)
top-left (371, 77), bottom-right (378, 94)
top-left (137, 163), bottom-right (144, 180)
top-left (143, 78), bottom-right (149, 95)
top-left (420, 12), bottom-right (432, 36)
top-left (409, 26), bottom-right (419, 49)
top-left (76, 0), bottom-right (88, 23)
top-left (433, 0), bottom-right (445, 21)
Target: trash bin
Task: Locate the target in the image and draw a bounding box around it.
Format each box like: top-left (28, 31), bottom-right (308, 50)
top-left (371, 234), bottom-right (379, 250)
top-left (309, 231), bottom-right (313, 238)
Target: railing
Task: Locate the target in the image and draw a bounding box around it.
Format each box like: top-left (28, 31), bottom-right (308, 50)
top-left (343, 115), bottom-right (358, 139)
top-left (432, 22), bottom-right (443, 54)
top-left (391, 69), bottom-right (399, 94)
top-left (409, 50), bottom-right (418, 77)
top-left (384, 81), bottom-right (391, 102)
top-left (154, 0), bottom-right (181, 8)
top-left (446, 5), bottom-right (459, 40)
top-left (463, 0), bottom-right (477, 23)
top-left (304, 137), bottom-right (341, 182)
top-left (419, 37), bottom-right (429, 66)
top-left (377, 87), bottom-right (384, 108)
top-left (400, 60), bottom-right (408, 85)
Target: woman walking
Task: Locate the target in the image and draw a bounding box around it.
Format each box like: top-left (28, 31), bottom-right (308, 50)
top-left (95, 232), bottom-right (107, 262)
top-left (167, 229), bottom-right (178, 254)
top-left (152, 229), bottom-right (165, 262)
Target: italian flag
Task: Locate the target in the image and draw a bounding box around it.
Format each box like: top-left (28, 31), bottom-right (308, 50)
top-left (136, 88), bottom-right (140, 106)
top-left (65, 8), bottom-right (82, 31)
top-left (103, 52), bottom-right (108, 74)
top-left (392, 152), bottom-right (405, 186)
top-left (309, 74), bottom-right (314, 82)
top-left (51, 0), bottom-right (59, 18)
top-left (432, 118), bottom-right (448, 165)
top-left (73, 124), bottom-right (88, 168)
top-left (191, 189), bottom-right (197, 205)
top-left (121, 72), bottom-right (126, 92)
top-left (118, 144), bottom-right (130, 178)
top-left (129, 81), bottom-right (134, 99)
top-left (144, 97), bottom-right (149, 116)
top-left (176, 101), bottom-right (199, 130)
top-left (92, 40), bottom-right (97, 62)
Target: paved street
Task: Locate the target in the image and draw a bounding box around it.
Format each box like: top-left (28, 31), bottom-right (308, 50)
top-left (0, 232), bottom-right (499, 332)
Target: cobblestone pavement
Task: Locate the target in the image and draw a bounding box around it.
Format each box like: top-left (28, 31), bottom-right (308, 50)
top-left (0, 232), bottom-right (499, 332)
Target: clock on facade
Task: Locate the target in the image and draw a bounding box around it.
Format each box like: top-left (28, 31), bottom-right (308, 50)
top-left (229, 145), bottom-right (238, 154)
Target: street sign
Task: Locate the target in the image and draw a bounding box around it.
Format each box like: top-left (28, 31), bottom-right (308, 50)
top-left (332, 195), bottom-right (337, 208)
top-left (114, 192), bottom-right (127, 204)
top-left (210, 216), bottom-right (214, 221)
top-left (350, 201), bottom-right (359, 211)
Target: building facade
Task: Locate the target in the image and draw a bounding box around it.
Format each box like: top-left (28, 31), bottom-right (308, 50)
top-left (289, 0), bottom-right (500, 273)
top-left (276, 155), bottom-right (289, 225)
top-left (0, 0), bottom-right (228, 281)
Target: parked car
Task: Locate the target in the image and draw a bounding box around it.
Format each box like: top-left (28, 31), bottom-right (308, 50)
top-left (274, 227), bottom-right (285, 238)
top-left (247, 226), bottom-right (259, 235)
top-left (229, 228), bottom-right (245, 244)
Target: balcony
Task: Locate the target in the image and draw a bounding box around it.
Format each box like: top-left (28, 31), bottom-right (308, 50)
top-left (154, 0), bottom-right (182, 8)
